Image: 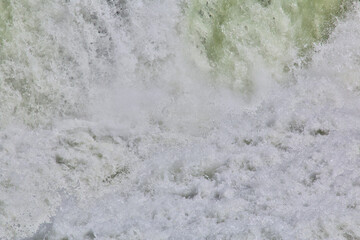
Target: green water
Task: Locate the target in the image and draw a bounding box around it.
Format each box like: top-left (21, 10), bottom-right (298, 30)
top-left (0, 1), bottom-right (12, 45)
top-left (0, 1), bottom-right (84, 127)
top-left (186, 0), bottom-right (353, 92)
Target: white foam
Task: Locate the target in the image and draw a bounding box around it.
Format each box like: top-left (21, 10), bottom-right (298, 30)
top-left (1, 1), bottom-right (360, 239)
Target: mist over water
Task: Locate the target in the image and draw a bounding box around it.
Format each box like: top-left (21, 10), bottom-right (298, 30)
top-left (1, 1), bottom-right (360, 239)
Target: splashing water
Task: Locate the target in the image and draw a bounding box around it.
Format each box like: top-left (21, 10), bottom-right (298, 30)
top-left (185, 0), bottom-right (353, 92)
top-left (1, 0), bottom-right (360, 239)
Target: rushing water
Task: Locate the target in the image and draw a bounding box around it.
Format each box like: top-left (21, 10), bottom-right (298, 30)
top-left (1, 0), bottom-right (360, 239)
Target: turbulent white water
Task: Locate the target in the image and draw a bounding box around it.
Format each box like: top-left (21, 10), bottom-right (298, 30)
top-left (1, 0), bottom-right (360, 239)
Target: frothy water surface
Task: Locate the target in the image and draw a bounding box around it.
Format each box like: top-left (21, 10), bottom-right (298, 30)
top-left (1, 1), bottom-right (360, 239)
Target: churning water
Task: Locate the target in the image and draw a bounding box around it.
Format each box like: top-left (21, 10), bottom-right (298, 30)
top-left (1, 0), bottom-right (360, 239)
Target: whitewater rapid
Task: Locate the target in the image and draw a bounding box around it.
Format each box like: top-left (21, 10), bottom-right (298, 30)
top-left (1, 0), bottom-right (360, 239)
